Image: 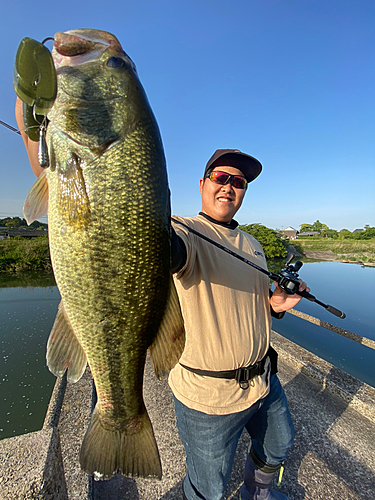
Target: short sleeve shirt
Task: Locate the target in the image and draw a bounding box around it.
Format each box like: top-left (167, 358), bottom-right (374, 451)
top-left (168, 214), bottom-right (272, 415)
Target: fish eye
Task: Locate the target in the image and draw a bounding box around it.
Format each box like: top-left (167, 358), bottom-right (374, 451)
top-left (106, 57), bottom-right (125, 68)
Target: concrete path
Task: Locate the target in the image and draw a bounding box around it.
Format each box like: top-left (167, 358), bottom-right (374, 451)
top-left (54, 332), bottom-right (375, 500)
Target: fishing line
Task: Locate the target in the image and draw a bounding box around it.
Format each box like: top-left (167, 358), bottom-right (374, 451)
top-left (171, 217), bottom-right (346, 319)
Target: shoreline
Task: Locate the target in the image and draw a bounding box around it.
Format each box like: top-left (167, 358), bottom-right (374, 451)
top-left (288, 247), bottom-right (375, 267)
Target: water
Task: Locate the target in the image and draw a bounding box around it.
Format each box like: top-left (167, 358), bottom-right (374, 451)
top-left (0, 261), bottom-right (374, 441)
top-left (0, 273), bottom-right (59, 440)
top-left (271, 261), bottom-right (375, 387)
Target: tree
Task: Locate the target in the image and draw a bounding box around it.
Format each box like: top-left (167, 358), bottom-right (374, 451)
top-left (0, 217), bottom-right (47, 230)
top-left (320, 229), bottom-right (338, 238)
top-left (338, 229), bottom-right (353, 239)
top-left (356, 226), bottom-right (375, 239)
top-left (239, 223), bottom-right (287, 259)
top-left (300, 221), bottom-right (329, 233)
top-left (300, 223), bottom-right (313, 232)
top-left (312, 220), bottom-right (329, 232)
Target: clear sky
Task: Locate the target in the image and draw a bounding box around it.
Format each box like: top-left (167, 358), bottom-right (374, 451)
top-left (0, 0), bottom-right (374, 231)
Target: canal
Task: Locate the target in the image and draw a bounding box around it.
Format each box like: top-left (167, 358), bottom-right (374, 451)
top-left (0, 261), bottom-right (374, 441)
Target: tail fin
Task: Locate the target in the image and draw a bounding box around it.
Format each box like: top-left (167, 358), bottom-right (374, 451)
top-left (79, 405), bottom-right (162, 479)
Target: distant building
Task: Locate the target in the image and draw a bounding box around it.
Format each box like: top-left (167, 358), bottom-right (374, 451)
top-left (6, 229), bottom-right (47, 239)
top-left (298, 231), bottom-right (320, 237)
top-left (353, 229), bottom-right (364, 233)
top-left (0, 227), bottom-right (8, 240)
top-left (280, 226), bottom-right (299, 239)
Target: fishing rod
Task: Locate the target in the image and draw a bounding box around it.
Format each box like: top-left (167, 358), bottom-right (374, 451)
top-left (0, 120), bottom-right (21, 135)
top-left (171, 217), bottom-right (346, 319)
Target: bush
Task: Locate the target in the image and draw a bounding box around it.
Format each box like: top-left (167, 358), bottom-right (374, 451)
top-left (0, 236), bottom-right (51, 273)
top-left (239, 223), bottom-right (287, 259)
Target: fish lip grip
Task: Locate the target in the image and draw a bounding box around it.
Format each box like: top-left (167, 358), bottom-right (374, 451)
top-left (13, 37), bottom-right (57, 116)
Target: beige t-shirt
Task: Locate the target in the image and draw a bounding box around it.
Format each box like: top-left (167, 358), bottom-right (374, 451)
top-left (168, 214), bottom-right (272, 415)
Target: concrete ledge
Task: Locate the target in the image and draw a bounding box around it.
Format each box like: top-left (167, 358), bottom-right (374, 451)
top-left (0, 426), bottom-right (67, 499)
top-left (271, 330), bottom-right (375, 424)
top-left (1, 333), bottom-right (374, 499)
top-left (43, 371), bottom-right (67, 429)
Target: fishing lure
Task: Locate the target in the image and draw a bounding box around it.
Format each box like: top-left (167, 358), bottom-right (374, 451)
top-left (13, 36), bottom-right (57, 167)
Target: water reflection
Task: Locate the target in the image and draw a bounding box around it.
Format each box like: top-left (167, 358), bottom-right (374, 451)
top-left (0, 272), bottom-right (59, 440)
top-left (269, 260), bottom-right (375, 387)
top-left (0, 261), bottom-right (374, 441)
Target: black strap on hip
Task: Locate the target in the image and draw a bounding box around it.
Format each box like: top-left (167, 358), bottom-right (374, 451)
top-left (180, 346), bottom-right (278, 390)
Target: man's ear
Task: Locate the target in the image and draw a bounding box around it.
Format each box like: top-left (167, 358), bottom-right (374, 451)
top-left (199, 178), bottom-right (204, 194)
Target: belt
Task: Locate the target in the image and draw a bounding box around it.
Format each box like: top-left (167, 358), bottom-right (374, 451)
top-left (179, 346), bottom-right (278, 390)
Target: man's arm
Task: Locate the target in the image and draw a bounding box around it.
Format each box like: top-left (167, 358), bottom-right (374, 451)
top-left (171, 227), bottom-right (187, 273)
top-left (269, 290), bottom-right (285, 319)
top-left (15, 97), bottom-right (43, 178)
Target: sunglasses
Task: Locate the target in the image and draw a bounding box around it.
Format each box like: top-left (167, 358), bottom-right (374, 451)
top-left (206, 171), bottom-right (248, 190)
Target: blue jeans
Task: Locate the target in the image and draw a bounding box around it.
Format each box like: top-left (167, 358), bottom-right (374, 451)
top-left (173, 375), bottom-right (294, 500)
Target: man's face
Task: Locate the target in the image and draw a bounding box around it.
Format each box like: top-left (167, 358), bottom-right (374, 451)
top-left (199, 166), bottom-right (247, 223)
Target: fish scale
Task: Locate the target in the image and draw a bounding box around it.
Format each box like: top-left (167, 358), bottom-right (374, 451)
top-left (21, 29), bottom-right (185, 479)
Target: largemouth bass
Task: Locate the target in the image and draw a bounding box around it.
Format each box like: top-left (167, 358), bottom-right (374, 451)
top-left (22, 29), bottom-right (184, 479)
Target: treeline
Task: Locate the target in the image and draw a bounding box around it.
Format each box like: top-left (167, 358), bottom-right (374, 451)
top-left (239, 223), bottom-right (288, 259)
top-left (0, 216), bottom-right (47, 230)
top-left (299, 220), bottom-right (375, 240)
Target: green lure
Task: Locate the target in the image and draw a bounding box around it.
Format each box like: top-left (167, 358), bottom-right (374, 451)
top-left (13, 37), bottom-right (57, 165)
top-left (14, 37), bottom-right (57, 115)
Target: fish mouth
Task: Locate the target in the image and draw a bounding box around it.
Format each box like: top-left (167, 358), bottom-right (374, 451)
top-left (52, 30), bottom-right (137, 73)
top-left (54, 29), bottom-right (120, 57)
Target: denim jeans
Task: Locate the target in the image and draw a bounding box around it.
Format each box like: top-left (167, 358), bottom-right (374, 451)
top-left (173, 374), bottom-right (295, 500)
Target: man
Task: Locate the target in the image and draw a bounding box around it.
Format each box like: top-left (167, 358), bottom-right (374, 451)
top-left (170, 149), bottom-right (309, 500)
top-left (17, 95), bottom-right (307, 498)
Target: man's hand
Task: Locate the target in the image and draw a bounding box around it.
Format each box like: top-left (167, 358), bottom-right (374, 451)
top-left (15, 97), bottom-right (43, 178)
top-left (269, 280), bottom-right (310, 313)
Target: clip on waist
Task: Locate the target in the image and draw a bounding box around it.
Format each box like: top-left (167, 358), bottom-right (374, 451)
top-left (179, 357), bottom-right (267, 390)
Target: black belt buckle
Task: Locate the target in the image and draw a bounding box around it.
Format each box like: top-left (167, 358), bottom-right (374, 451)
top-left (235, 360), bottom-right (265, 390)
top-left (235, 365), bottom-right (253, 390)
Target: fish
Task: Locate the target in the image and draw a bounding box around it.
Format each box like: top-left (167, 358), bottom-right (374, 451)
top-left (22, 29), bottom-right (185, 479)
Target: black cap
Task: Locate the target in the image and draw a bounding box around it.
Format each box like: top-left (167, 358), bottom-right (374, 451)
top-left (204, 149), bottom-right (262, 183)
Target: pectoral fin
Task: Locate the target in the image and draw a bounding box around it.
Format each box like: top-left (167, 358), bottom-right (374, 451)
top-left (23, 170), bottom-right (48, 224)
top-left (47, 300), bottom-right (87, 382)
top-left (149, 278), bottom-right (185, 378)
top-left (58, 153), bottom-right (91, 227)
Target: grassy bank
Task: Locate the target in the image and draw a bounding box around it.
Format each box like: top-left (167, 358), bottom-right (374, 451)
top-left (0, 236), bottom-right (52, 273)
top-left (1, 234), bottom-right (374, 274)
top-left (293, 237), bottom-right (375, 263)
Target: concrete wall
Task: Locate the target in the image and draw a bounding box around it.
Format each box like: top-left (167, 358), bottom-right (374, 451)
top-left (0, 332), bottom-right (374, 499)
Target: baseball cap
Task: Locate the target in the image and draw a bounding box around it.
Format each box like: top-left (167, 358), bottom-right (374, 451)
top-left (204, 149), bottom-right (262, 183)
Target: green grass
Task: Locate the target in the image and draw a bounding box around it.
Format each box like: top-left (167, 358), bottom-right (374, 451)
top-left (293, 238), bottom-right (375, 262)
top-left (0, 236), bottom-right (52, 273)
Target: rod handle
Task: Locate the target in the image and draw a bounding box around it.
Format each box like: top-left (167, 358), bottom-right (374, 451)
top-left (296, 290), bottom-right (316, 301)
top-left (325, 305), bottom-right (346, 319)
top-left (296, 290), bottom-right (346, 319)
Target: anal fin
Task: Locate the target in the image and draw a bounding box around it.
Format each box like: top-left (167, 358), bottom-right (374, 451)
top-left (46, 300), bottom-right (87, 382)
top-left (149, 278), bottom-right (185, 378)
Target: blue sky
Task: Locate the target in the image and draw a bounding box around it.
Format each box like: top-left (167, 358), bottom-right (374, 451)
top-left (0, 0), bottom-right (374, 231)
